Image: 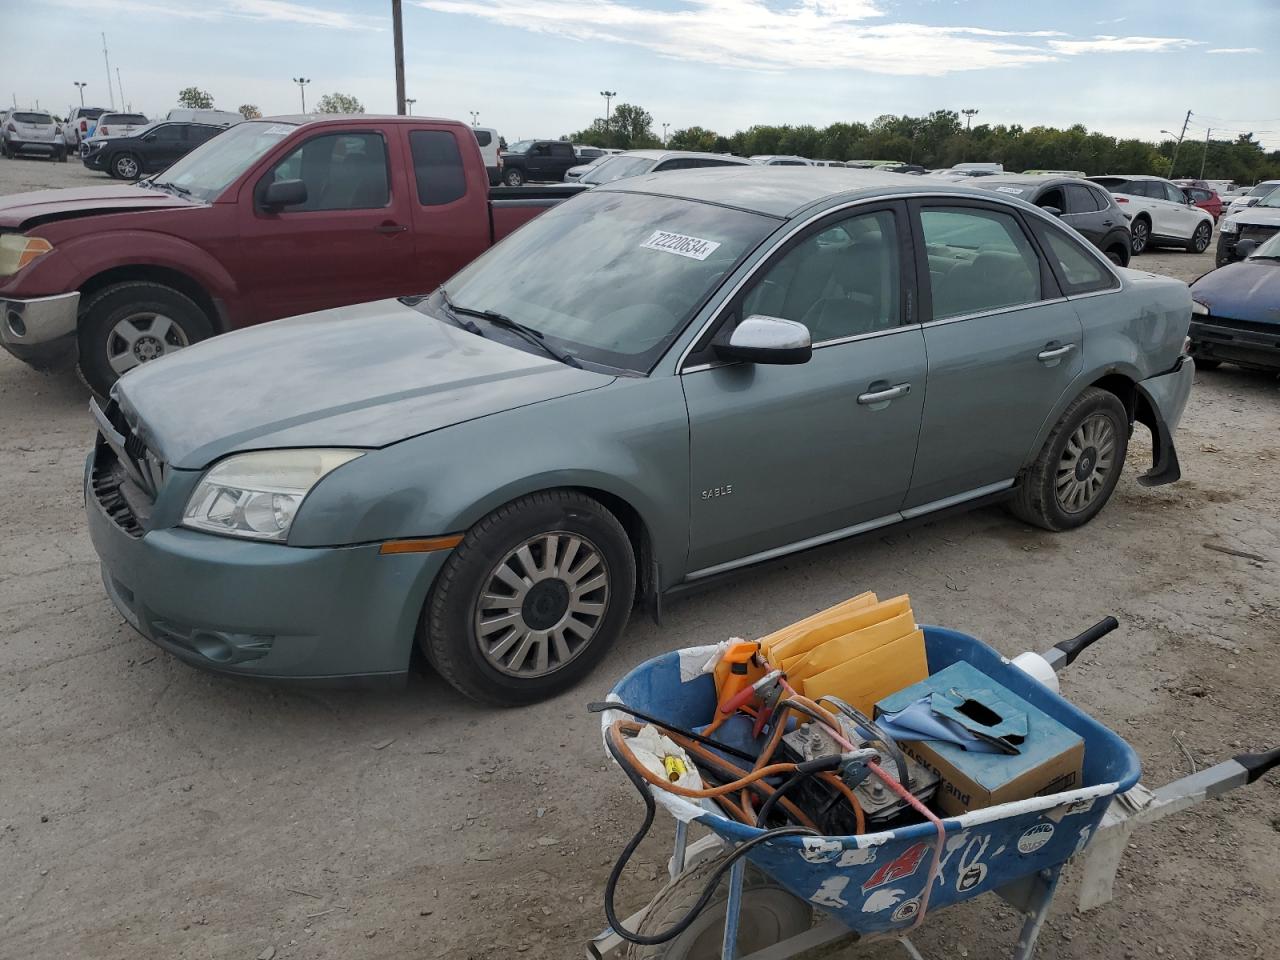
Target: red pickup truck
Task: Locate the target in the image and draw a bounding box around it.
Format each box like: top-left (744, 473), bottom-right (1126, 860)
top-left (0, 115), bottom-right (579, 394)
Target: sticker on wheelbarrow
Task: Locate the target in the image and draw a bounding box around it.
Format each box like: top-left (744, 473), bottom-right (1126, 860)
top-left (863, 887), bottom-right (908, 913)
top-left (955, 834), bottom-right (991, 893)
top-left (799, 838), bottom-right (843, 864)
top-left (892, 897), bottom-right (922, 923)
top-left (862, 841), bottom-right (929, 892)
top-left (810, 875), bottom-right (851, 909)
top-left (1018, 823), bottom-right (1056, 854)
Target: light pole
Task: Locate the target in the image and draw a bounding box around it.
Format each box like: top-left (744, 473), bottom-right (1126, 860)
top-left (470, 111), bottom-right (479, 127)
top-left (600, 90), bottom-right (616, 131)
top-left (662, 122), bottom-right (670, 146)
top-left (405, 98), bottom-right (416, 115)
top-left (961, 108), bottom-right (979, 132)
top-left (1161, 129), bottom-right (1181, 177)
top-left (73, 81), bottom-right (87, 107)
top-left (292, 77), bottom-right (310, 113)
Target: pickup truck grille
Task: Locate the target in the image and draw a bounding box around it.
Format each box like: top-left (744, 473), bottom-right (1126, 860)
top-left (90, 399), bottom-right (166, 538)
top-left (1240, 224), bottom-right (1279, 246)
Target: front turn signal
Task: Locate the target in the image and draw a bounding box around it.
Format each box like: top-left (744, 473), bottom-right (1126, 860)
top-left (0, 235), bottom-right (54, 277)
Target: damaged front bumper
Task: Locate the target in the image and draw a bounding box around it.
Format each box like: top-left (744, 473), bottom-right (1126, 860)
top-left (0, 291), bottom-right (80, 367)
top-left (1134, 355), bottom-right (1194, 487)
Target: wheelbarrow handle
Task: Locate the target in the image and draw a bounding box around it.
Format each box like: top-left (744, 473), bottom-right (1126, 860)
top-left (1237, 747), bottom-right (1280, 784)
top-left (1051, 616), bottom-right (1119, 668)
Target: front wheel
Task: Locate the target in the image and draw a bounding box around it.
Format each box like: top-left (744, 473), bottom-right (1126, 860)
top-left (421, 490), bottom-right (636, 705)
top-left (503, 167), bottom-right (525, 186)
top-left (1129, 218), bottom-right (1150, 255)
top-left (1010, 387), bottom-right (1129, 532)
top-left (625, 854), bottom-right (814, 960)
top-left (1187, 220), bottom-right (1212, 254)
top-left (111, 152), bottom-right (142, 180)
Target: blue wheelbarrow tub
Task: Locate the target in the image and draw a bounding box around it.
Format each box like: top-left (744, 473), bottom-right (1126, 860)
top-left (602, 626), bottom-right (1142, 937)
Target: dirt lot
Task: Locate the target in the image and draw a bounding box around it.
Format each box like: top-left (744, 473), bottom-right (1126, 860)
top-left (1, 155), bottom-right (1277, 960)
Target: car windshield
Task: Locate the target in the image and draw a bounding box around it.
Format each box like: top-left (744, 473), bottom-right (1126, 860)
top-left (1256, 188), bottom-right (1280, 209)
top-left (579, 155), bottom-right (657, 185)
top-left (1247, 183), bottom-right (1278, 197)
top-left (153, 120), bottom-right (296, 202)
top-left (427, 190), bottom-right (777, 372)
top-left (507, 140), bottom-right (535, 154)
top-left (1249, 232), bottom-right (1280, 259)
top-left (14, 113), bottom-right (53, 125)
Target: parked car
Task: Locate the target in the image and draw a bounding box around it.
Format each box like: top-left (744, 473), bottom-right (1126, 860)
top-left (499, 139), bottom-right (579, 185)
top-left (1216, 186), bottom-right (1280, 265)
top-left (565, 154), bottom-right (611, 181)
top-left (62, 106), bottom-right (106, 150)
top-left (165, 108), bottom-right (243, 126)
top-left (0, 115), bottom-right (578, 394)
top-left (750, 155), bottom-right (811, 166)
top-left (878, 163), bottom-right (926, 175)
top-left (79, 111), bottom-right (150, 154)
top-left (472, 126), bottom-right (501, 185)
top-left (2, 110), bottom-right (67, 161)
top-left (574, 145), bottom-right (607, 161)
top-left (1088, 174), bottom-right (1215, 254)
top-left (1179, 184), bottom-right (1223, 222)
top-left (82, 120), bottom-right (225, 180)
top-left (811, 160), bottom-right (847, 168)
top-left (1023, 170), bottom-right (1087, 177)
top-left (81, 169), bottom-right (1193, 704)
top-left (973, 175), bottom-right (1132, 265)
top-left (1224, 179), bottom-right (1280, 217)
top-left (578, 150), bottom-right (753, 186)
top-left (1190, 231), bottom-right (1280, 371)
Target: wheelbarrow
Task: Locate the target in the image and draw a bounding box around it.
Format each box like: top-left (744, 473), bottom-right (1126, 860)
top-left (588, 622), bottom-right (1279, 960)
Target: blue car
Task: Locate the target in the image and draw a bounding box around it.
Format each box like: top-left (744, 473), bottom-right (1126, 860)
top-left (1190, 231), bottom-right (1280, 372)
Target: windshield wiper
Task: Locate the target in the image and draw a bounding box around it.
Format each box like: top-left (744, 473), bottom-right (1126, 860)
top-left (152, 180), bottom-right (191, 197)
top-left (436, 289), bottom-right (485, 337)
top-left (448, 300), bottom-right (581, 368)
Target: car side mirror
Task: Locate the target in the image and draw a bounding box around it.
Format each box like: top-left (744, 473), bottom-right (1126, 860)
top-left (1041, 205), bottom-right (1063, 218)
top-left (262, 178), bottom-right (307, 210)
top-left (1235, 239), bottom-right (1259, 259)
top-left (714, 315), bottom-right (812, 365)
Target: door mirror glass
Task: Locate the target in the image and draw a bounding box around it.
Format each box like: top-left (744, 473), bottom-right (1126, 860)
top-left (262, 178), bottom-right (308, 209)
top-left (715, 315), bottom-right (812, 365)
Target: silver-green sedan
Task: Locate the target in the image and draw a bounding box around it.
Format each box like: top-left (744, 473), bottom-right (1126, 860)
top-left (84, 168), bottom-right (1194, 704)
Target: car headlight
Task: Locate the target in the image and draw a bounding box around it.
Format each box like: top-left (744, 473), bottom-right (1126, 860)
top-left (0, 234), bottom-right (53, 277)
top-left (1220, 219), bottom-right (1238, 235)
top-left (182, 448), bottom-right (364, 542)
top-left (1191, 300), bottom-right (1209, 317)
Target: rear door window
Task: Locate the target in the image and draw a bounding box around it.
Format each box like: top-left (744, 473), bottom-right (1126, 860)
top-left (1065, 184), bottom-right (1103, 213)
top-left (919, 206), bottom-right (1044, 320)
top-left (410, 130), bottom-right (467, 206)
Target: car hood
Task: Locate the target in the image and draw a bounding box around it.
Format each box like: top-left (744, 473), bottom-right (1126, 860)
top-left (1190, 261), bottom-right (1280, 326)
top-left (1226, 206), bottom-right (1280, 227)
top-left (0, 184), bottom-right (198, 229)
top-left (113, 298), bottom-right (616, 470)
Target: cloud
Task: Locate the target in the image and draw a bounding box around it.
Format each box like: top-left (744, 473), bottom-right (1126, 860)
top-left (1206, 47), bottom-right (1262, 54)
top-left (1094, 16), bottom-right (1126, 25)
top-left (1048, 35), bottom-right (1199, 55)
top-left (50, 0), bottom-right (381, 29)
top-left (415, 0), bottom-right (1194, 76)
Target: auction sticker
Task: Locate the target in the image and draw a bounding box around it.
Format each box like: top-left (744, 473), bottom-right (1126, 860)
top-left (640, 230), bottom-right (721, 261)
top-left (1018, 823), bottom-right (1055, 854)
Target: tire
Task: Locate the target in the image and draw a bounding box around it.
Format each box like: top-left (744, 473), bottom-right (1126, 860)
top-left (625, 853), bottom-right (814, 960)
top-left (1129, 217), bottom-right (1150, 255)
top-left (503, 167), bottom-right (525, 187)
top-left (1105, 246), bottom-right (1128, 267)
top-left (77, 282), bottom-right (214, 397)
top-left (421, 490), bottom-right (636, 705)
top-left (111, 152), bottom-right (142, 180)
top-left (1010, 387), bottom-right (1129, 532)
top-left (1192, 357), bottom-right (1221, 370)
top-left (1186, 220), bottom-right (1212, 254)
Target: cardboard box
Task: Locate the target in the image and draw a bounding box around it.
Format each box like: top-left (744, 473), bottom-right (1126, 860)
top-left (875, 661), bottom-right (1084, 815)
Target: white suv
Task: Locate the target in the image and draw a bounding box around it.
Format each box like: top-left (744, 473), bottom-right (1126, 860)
top-left (1088, 174), bottom-right (1214, 255)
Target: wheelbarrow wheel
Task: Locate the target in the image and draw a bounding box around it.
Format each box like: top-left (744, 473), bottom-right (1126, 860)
top-left (626, 853), bottom-right (813, 960)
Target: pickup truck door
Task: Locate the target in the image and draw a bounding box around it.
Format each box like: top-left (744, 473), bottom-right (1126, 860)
top-left (402, 125), bottom-right (492, 291)
top-left (237, 127), bottom-right (415, 321)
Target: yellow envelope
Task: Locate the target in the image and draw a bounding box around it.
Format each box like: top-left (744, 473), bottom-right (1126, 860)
top-left (783, 609), bottom-right (917, 681)
top-left (769, 595), bottom-right (911, 668)
top-left (761, 592), bottom-right (881, 662)
top-left (800, 628), bottom-right (929, 717)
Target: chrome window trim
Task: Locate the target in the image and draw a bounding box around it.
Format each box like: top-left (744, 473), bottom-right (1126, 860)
top-left (674, 190), bottom-right (1124, 374)
top-left (682, 322), bottom-right (925, 375)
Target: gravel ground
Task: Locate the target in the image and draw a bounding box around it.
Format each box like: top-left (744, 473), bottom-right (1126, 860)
top-left (1, 155), bottom-right (1277, 960)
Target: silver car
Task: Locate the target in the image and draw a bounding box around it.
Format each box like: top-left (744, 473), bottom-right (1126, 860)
top-left (79, 112), bottom-right (149, 156)
top-left (577, 149), bottom-right (753, 186)
top-left (84, 169), bottom-right (1194, 704)
top-left (2, 110), bottom-right (67, 161)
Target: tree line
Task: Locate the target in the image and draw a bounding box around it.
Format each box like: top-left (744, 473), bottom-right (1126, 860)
top-left (175, 87), bottom-right (364, 117)
top-left (567, 106), bottom-right (1280, 184)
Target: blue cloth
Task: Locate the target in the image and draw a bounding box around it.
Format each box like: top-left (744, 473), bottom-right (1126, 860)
top-left (875, 697), bottom-right (1007, 754)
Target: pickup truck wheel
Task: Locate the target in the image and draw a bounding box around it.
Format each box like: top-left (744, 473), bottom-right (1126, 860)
top-left (1129, 217), bottom-right (1150, 255)
top-left (503, 167), bottom-right (525, 187)
top-left (78, 282), bottom-right (214, 396)
top-left (421, 491), bottom-right (636, 706)
top-left (1010, 387), bottom-right (1129, 532)
top-left (1186, 220), bottom-right (1212, 254)
top-left (112, 152), bottom-right (142, 180)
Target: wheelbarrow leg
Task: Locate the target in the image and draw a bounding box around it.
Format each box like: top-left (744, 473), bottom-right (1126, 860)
top-left (1010, 866), bottom-right (1063, 960)
top-left (720, 858), bottom-right (746, 960)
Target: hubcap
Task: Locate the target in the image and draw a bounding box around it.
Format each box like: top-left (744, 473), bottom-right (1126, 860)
top-left (1195, 224), bottom-right (1210, 251)
top-left (1056, 413), bottom-right (1116, 514)
top-left (474, 531), bottom-right (608, 678)
top-left (106, 313), bottom-right (189, 375)
top-left (1133, 223), bottom-right (1148, 251)
top-left (118, 157), bottom-right (138, 177)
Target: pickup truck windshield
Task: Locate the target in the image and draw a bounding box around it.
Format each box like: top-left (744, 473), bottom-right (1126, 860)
top-left (153, 120), bottom-right (297, 202)
top-left (433, 190), bottom-right (777, 372)
top-left (580, 155), bottom-right (657, 185)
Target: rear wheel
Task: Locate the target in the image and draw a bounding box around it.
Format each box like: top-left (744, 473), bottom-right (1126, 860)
top-left (1010, 387), bottom-right (1129, 532)
top-left (1192, 357), bottom-right (1221, 370)
top-left (111, 152), bottom-right (141, 180)
top-left (625, 854), bottom-right (814, 960)
top-left (1105, 245), bottom-right (1128, 267)
top-left (503, 167), bottom-right (525, 186)
top-left (1187, 220), bottom-right (1212, 254)
top-left (421, 490), bottom-right (635, 705)
top-left (1129, 217), bottom-right (1150, 255)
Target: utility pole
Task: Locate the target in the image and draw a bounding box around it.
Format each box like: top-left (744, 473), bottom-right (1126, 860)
top-left (116, 68), bottom-right (125, 113)
top-left (392, 0), bottom-right (406, 115)
top-left (600, 90), bottom-right (616, 130)
top-left (1167, 109), bottom-right (1192, 177)
top-left (292, 77), bottom-right (310, 112)
top-left (1199, 126), bottom-right (1211, 179)
top-left (73, 82), bottom-right (87, 107)
top-left (962, 108), bottom-right (978, 131)
top-left (102, 33), bottom-right (115, 109)
top-left (405, 98), bottom-right (416, 116)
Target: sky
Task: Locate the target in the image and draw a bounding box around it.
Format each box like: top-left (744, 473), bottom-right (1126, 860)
top-left (3, 0), bottom-right (1278, 150)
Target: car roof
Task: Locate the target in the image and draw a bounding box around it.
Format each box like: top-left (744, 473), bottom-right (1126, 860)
top-left (1094, 174), bottom-right (1166, 181)
top-left (596, 166), bottom-right (1006, 218)
top-left (610, 149), bottom-right (752, 163)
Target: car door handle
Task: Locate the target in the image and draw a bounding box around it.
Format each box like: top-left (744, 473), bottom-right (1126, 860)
top-left (857, 383), bottom-right (911, 405)
top-left (375, 222), bottom-right (408, 234)
top-left (1102, 219), bottom-right (1114, 226)
top-left (1037, 344), bottom-right (1076, 362)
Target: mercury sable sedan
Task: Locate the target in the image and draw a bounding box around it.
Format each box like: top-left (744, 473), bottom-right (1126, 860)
top-left (85, 168), bottom-right (1194, 705)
